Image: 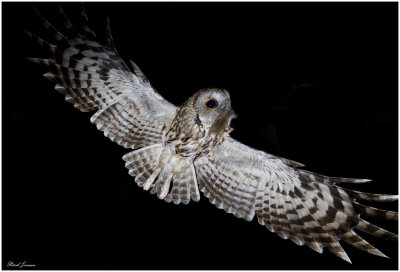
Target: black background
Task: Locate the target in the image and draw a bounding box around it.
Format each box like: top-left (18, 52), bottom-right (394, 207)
top-left (3, 2), bottom-right (398, 270)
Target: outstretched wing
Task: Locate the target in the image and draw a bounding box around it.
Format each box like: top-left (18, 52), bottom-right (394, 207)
top-left (194, 137), bottom-right (397, 263)
top-left (27, 6), bottom-right (177, 149)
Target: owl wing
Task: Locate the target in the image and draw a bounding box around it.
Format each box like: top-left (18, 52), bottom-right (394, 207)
top-left (194, 137), bottom-right (398, 263)
top-left (27, 6), bottom-right (177, 149)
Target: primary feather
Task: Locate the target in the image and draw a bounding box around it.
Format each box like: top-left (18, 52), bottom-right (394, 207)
top-left (27, 5), bottom-right (176, 150)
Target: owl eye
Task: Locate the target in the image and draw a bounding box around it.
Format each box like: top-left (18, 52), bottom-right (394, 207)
top-left (206, 99), bottom-right (218, 108)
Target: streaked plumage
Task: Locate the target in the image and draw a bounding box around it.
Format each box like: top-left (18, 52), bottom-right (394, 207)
top-left (27, 5), bottom-right (397, 264)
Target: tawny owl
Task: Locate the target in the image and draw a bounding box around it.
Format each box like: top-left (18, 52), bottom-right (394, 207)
top-left (27, 6), bottom-right (397, 263)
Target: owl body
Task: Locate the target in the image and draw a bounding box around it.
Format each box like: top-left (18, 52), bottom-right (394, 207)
top-left (166, 98), bottom-right (207, 158)
top-left (27, 6), bottom-right (397, 264)
top-left (133, 88), bottom-right (236, 200)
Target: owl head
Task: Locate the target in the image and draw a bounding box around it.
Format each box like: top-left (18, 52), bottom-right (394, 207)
top-left (192, 88), bottom-right (236, 127)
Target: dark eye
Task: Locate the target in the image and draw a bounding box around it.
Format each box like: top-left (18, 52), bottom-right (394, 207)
top-left (206, 99), bottom-right (218, 108)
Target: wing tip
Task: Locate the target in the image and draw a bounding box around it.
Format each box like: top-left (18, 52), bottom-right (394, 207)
top-left (338, 253), bottom-right (352, 264)
top-left (356, 218), bottom-right (398, 241)
top-left (344, 188), bottom-right (398, 202)
top-left (366, 247), bottom-right (389, 259)
top-left (331, 177), bottom-right (372, 184)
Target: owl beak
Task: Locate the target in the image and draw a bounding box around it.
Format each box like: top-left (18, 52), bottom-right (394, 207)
top-left (226, 109), bottom-right (237, 122)
top-left (225, 104), bottom-right (237, 120)
top-left (230, 110), bottom-right (238, 120)
top-left (221, 105), bottom-right (237, 129)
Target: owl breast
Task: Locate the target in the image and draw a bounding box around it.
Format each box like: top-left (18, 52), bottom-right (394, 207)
top-left (167, 111), bottom-right (211, 158)
top-left (166, 105), bottom-right (213, 158)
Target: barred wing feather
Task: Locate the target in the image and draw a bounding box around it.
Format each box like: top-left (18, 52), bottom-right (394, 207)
top-left (27, 6), bottom-right (177, 149)
top-left (195, 137), bottom-right (397, 263)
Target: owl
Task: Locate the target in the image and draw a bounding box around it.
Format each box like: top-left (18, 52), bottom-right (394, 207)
top-left (26, 5), bottom-right (397, 264)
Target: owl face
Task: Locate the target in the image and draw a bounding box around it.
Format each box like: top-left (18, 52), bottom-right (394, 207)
top-left (193, 88), bottom-right (235, 127)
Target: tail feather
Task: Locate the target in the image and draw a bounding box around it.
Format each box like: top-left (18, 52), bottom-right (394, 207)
top-left (123, 144), bottom-right (164, 186)
top-left (123, 146), bottom-right (200, 205)
top-left (164, 164), bottom-right (201, 204)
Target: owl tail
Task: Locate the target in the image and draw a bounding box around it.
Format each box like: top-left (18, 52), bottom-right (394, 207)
top-left (123, 145), bottom-right (201, 205)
